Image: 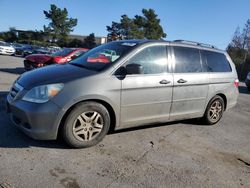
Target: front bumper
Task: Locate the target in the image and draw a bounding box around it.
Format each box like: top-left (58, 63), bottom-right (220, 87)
top-left (6, 94), bottom-right (63, 140)
top-left (15, 50), bottom-right (24, 56)
top-left (0, 49), bottom-right (15, 55)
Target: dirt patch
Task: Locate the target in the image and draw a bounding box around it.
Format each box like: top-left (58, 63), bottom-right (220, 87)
top-left (49, 167), bottom-right (80, 188)
top-left (60, 177), bottom-right (80, 188)
top-left (49, 167), bottom-right (66, 177)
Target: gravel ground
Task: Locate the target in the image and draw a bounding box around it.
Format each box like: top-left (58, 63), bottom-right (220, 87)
top-left (0, 55), bottom-right (249, 188)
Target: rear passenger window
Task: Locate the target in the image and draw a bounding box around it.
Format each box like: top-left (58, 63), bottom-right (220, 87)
top-left (203, 51), bottom-right (232, 72)
top-left (127, 45), bottom-right (168, 74)
top-left (173, 46), bottom-right (202, 73)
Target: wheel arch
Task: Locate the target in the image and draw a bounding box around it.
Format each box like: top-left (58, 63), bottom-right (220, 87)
top-left (57, 99), bottom-right (117, 139)
top-left (216, 93), bottom-right (227, 111)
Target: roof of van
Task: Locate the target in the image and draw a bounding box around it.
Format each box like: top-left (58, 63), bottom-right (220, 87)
top-left (113, 39), bottom-right (225, 52)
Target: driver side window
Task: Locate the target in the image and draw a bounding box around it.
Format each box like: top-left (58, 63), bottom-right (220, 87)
top-left (127, 45), bottom-right (168, 74)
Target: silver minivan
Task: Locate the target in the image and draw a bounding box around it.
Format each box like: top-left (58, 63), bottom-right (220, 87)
top-left (7, 40), bottom-right (239, 148)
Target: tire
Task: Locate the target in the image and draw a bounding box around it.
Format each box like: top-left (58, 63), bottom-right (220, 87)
top-left (202, 95), bottom-right (224, 125)
top-left (62, 102), bottom-right (110, 148)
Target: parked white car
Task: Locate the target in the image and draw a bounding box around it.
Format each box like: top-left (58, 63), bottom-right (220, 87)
top-left (0, 41), bottom-right (15, 55)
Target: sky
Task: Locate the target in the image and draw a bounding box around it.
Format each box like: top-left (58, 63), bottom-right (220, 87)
top-left (0, 0), bottom-right (249, 49)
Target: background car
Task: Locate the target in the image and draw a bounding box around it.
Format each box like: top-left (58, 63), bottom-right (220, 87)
top-left (47, 46), bottom-right (61, 54)
top-left (11, 43), bottom-right (24, 49)
top-left (24, 48), bottom-right (88, 70)
top-left (0, 41), bottom-right (15, 55)
top-left (87, 49), bottom-right (119, 63)
top-left (32, 46), bottom-right (50, 55)
top-left (245, 72), bottom-right (250, 91)
top-left (15, 44), bottom-right (34, 57)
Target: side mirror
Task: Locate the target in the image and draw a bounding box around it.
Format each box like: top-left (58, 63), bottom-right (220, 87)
top-left (126, 63), bottom-right (143, 74)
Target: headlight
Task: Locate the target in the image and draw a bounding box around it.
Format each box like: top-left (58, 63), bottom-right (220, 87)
top-left (22, 83), bottom-right (64, 103)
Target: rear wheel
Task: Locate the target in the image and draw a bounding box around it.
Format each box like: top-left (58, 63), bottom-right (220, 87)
top-left (63, 102), bottom-right (110, 148)
top-left (202, 95), bottom-right (224, 125)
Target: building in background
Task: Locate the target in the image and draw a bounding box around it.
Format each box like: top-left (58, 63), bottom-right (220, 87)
top-left (69, 34), bottom-right (107, 45)
top-left (12, 29), bottom-right (107, 45)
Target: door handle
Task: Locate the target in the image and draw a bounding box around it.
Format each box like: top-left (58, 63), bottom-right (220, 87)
top-left (177, 79), bottom-right (187, 83)
top-left (159, 79), bottom-right (170, 84)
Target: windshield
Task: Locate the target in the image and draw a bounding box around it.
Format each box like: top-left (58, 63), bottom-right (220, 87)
top-left (69, 41), bottom-right (138, 71)
top-left (0, 42), bottom-right (11, 47)
top-left (23, 44), bottom-right (33, 50)
top-left (12, 43), bottom-right (23, 47)
top-left (52, 48), bottom-right (74, 57)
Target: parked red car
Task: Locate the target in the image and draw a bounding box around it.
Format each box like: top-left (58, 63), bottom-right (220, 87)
top-left (24, 48), bottom-right (88, 71)
top-left (87, 54), bottom-right (111, 63)
top-left (86, 49), bottom-right (118, 63)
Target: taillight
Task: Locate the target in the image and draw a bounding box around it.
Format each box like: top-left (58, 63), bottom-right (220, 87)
top-left (234, 79), bottom-right (239, 87)
top-left (52, 57), bottom-right (60, 63)
top-left (52, 56), bottom-right (65, 64)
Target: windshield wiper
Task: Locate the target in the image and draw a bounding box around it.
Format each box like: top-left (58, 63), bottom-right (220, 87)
top-left (70, 63), bottom-right (88, 69)
top-left (70, 62), bottom-right (99, 71)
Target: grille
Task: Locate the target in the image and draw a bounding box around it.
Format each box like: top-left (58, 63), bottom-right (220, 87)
top-left (15, 49), bottom-right (23, 55)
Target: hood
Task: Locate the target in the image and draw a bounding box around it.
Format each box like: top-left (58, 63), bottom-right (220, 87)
top-left (26, 54), bottom-right (52, 64)
top-left (17, 63), bottom-right (96, 89)
top-left (0, 46), bottom-right (14, 51)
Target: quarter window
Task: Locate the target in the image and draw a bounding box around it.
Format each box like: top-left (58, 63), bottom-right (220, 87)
top-left (203, 51), bottom-right (232, 72)
top-left (173, 46), bottom-right (202, 73)
top-left (127, 45), bottom-right (168, 74)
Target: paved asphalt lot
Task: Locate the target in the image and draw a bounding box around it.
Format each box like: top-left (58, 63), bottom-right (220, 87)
top-left (0, 55), bottom-right (249, 188)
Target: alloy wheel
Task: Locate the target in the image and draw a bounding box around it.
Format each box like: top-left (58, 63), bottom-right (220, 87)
top-left (72, 111), bottom-right (103, 141)
top-left (208, 100), bottom-right (223, 123)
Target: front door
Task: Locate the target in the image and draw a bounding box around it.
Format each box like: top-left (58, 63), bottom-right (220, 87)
top-left (120, 44), bottom-right (173, 127)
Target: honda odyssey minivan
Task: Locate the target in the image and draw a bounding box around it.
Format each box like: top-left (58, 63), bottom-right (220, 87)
top-left (6, 40), bottom-right (239, 148)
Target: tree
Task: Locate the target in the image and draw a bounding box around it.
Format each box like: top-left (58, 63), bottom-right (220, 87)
top-left (18, 30), bottom-right (35, 44)
top-left (121, 15), bottom-right (145, 39)
top-left (138, 9), bottom-right (166, 39)
top-left (107, 21), bottom-right (123, 41)
top-left (229, 26), bottom-right (243, 49)
top-left (83, 33), bottom-right (96, 49)
top-left (242, 19), bottom-right (250, 50)
top-left (0, 27), bottom-right (18, 42)
top-left (228, 19), bottom-right (250, 64)
top-left (107, 9), bottom-right (166, 41)
top-left (43, 4), bottom-right (77, 41)
top-left (67, 38), bottom-right (84, 47)
top-left (227, 19), bottom-right (250, 80)
top-left (32, 30), bottom-right (45, 42)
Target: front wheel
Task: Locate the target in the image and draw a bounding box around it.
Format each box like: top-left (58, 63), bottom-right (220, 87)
top-left (62, 102), bottom-right (110, 148)
top-left (202, 95), bottom-right (224, 125)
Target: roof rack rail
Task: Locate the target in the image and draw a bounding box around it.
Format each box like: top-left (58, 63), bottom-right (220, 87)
top-left (173, 40), bottom-right (217, 49)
